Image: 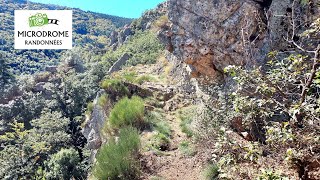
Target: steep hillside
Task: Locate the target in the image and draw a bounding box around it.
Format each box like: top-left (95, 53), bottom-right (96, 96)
top-left (0, 0), bottom-right (132, 74)
top-left (1, 0), bottom-right (319, 180)
top-left (0, 1), bottom-right (166, 179)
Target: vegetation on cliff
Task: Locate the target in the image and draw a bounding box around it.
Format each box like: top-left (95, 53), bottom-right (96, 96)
top-left (1, 0), bottom-right (320, 179)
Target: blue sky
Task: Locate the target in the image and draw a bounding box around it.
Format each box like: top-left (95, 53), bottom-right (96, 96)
top-left (30, 0), bottom-right (165, 18)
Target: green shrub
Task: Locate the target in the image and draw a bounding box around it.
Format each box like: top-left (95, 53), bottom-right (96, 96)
top-left (97, 94), bottom-right (108, 107)
top-left (150, 132), bottom-right (170, 151)
top-left (203, 164), bottom-right (220, 180)
top-left (45, 148), bottom-right (85, 180)
top-left (118, 126), bottom-right (141, 153)
top-left (179, 141), bottom-right (196, 156)
top-left (109, 96), bottom-right (145, 129)
top-left (85, 101), bottom-right (94, 115)
top-left (257, 169), bottom-right (288, 180)
top-left (116, 71), bottom-right (155, 85)
top-left (121, 71), bottom-right (137, 83)
top-left (101, 78), bottom-right (129, 95)
top-left (154, 121), bottom-right (171, 137)
top-left (101, 31), bottom-right (164, 66)
top-left (178, 108), bottom-right (195, 138)
top-left (93, 127), bottom-right (140, 180)
top-left (135, 75), bottom-right (155, 84)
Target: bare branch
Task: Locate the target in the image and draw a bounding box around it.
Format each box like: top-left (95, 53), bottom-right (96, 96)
top-left (300, 45), bottom-right (320, 105)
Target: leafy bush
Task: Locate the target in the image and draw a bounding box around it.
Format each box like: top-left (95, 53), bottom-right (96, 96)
top-left (101, 78), bottom-right (129, 98)
top-left (243, 142), bottom-right (261, 162)
top-left (101, 30), bottom-right (164, 66)
top-left (150, 132), bottom-right (170, 151)
top-left (203, 164), bottom-right (220, 180)
top-left (97, 94), bottom-right (108, 107)
top-left (45, 148), bottom-right (86, 180)
top-left (109, 96), bottom-right (145, 129)
top-left (0, 112), bottom-right (72, 179)
top-left (223, 51), bottom-right (320, 142)
top-left (85, 101), bottom-right (94, 115)
top-left (257, 169), bottom-right (288, 180)
top-left (93, 127), bottom-right (140, 180)
top-left (154, 121), bottom-right (171, 137)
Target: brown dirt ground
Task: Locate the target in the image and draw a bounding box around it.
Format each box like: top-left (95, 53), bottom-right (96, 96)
top-left (140, 109), bottom-right (209, 180)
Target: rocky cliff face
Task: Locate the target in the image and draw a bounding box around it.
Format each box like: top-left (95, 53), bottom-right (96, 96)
top-left (161, 0), bottom-right (319, 84)
top-left (109, 2), bottom-right (168, 49)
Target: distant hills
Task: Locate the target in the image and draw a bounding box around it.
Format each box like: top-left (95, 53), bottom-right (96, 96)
top-left (0, 0), bottom-right (133, 74)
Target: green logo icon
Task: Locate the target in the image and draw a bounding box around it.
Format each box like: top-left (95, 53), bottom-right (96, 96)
top-left (28, 13), bottom-right (59, 27)
top-left (29, 13), bottom-right (49, 27)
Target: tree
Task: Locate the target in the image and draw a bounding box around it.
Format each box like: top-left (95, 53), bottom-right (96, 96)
top-left (0, 52), bottom-right (13, 86)
top-left (45, 148), bottom-right (86, 179)
top-left (0, 111), bottom-right (72, 179)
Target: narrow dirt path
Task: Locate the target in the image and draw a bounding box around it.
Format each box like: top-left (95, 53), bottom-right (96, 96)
top-left (125, 64), bottom-right (206, 179)
top-left (141, 109), bottom-right (203, 180)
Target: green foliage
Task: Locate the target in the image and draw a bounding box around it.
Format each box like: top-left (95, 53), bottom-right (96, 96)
top-left (203, 164), bottom-right (220, 180)
top-left (150, 132), bottom-right (170, 151)
top-left (243, 142), bottom-right (261, 162)
top-left (178, 107), bottom-right (196, 138)
top-left (179, 141), bottom-right (196, 156)
top-left (0, 111), bottom-right (74, 179)
top-left (266, 122), bottom-right (294, 149)
top-left (135, 75), bottom-right (156, 84)
top-left (101, 78), bottom-right (129, 96)
top-left (52, 59), bottom-right (101, 118)
top-left (86, 101), bottom-right (94, 115)
top-left (0, 1), bottom-right (131, 74)
top-left (109, 96), bottom-right (145, 129)
top-left (121, 71), bottom-right (138, 83)
top-left (300, 0), bottom-right (309, 6)
top-left (257, 169), bottom-right (289, 180)
top-left (45, 148), bottom-right (86, 179)
top-left (224, 51), bottom-right (320, 134)
top-left (144, 110), bottom-right (172, 152)
top-left (101, 30), bottom-right (164, 66)
top-left (93, 127), bottom-right (140, 180)
top-left (114, 71), bottom-right (156, 85)
top-left (97, 94), bottom-right (108, 107)
top-left (0, 52), bottom-right (14, 86)
top-left (154, 121), bottom-right (171, 137)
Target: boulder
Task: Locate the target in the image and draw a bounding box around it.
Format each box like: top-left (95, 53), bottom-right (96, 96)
top-left (107, 53), bottom-right (131, 74)
top-left (82, 90), bottom-right (108, 150)
top-left (109, 30), bottom-right (119, 46)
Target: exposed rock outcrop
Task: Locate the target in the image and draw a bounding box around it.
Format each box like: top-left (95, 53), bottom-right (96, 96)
top-left (82, 79), bottom-right (178, 151)
top-left (109, 2), bottom-right (168, 48)
top-left (160, 0), bottom-right (320, 83)
top-left (107, 53), bottom-right (131, 74)
top-left (82, 90), bottom-right (107, 150)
